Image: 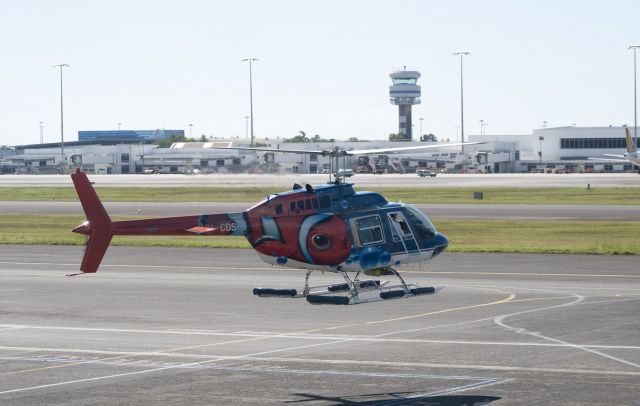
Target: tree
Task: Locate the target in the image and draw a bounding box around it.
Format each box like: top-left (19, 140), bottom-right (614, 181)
top-left (421, 133), bottom-right (437, 142)
top-left (284, 130), bottom-right (310, 143)
top-left (388, 133), bottom-right (408, 141)
top-left (284, 131), bottom-right (332, 143)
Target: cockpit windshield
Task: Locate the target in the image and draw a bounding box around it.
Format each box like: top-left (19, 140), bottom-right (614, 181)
top-left (405, 206), bottom-right (437, 240)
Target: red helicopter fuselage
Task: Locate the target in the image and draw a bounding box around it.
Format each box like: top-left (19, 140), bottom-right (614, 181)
top-left (71, 169), bottom-right (448, 276)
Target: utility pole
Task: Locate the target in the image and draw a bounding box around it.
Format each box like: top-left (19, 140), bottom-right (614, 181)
top-left (39, 121), bottom-right (44, 144)
top-left (629, 45), bottom-right (640, 146)
top-left (242, 58), bottom-right (258, 147)
top-left (53, 63), bottom-right (69, 168)
top-left (453, 51), bottom-right (470, 155)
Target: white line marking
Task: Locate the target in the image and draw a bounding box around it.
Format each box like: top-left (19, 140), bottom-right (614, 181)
top-left (494, 292), bottom-right (640, 370)
top-left (374, 296), bottom-right (640, 337)
top-left (1, 329), bottom-right (639, 351)
top-left (0, 355), bottom-right (496, 382)
top-left (1, 273), bottom-right (637, 395)
top-left (0, 366), bottom-right (192, 395)
top-left (3, 352), bottom-right (639, 377)
top-left (0, 325), bottom-right (502, 396)
top-left (0, 328), bottom-right (379, 395)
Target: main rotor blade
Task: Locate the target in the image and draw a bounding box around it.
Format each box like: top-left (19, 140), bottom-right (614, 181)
top-left (346, 141), bottom-right (486, 155)
top-left (214, 141), bottom-right (486, 156)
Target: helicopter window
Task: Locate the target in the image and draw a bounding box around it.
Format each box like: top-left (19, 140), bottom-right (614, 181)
top-left (388, 212), bottom-right (413, 241)
top-left (406, 207), bottom-right (437, 240)
top-left (355, 215), bottom-right (384, 245)
top-left (305, 199), bottom-right (312, 210)
top-left (312, 198), bottom-right (319, 209)
top-left (275, 204), bottom-right (283, 215)
top-left (319, 195), bottom-right (330, 208)
top-left (297, 200), bottom-right (305, 211)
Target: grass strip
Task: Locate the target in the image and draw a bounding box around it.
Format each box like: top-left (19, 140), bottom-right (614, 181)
top-left (1, 215), bottom-right (638, 255)
top-left (1, 186), bottom-right (640, 205)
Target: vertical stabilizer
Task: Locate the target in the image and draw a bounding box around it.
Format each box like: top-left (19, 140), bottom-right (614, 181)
top-left (70, 169), bottom-right (114, 274)
top-left (625, 128), bottom-right (637, 153)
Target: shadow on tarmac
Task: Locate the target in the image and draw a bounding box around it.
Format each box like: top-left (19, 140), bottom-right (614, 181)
top-left (286, 392), bottom-right (501, 405)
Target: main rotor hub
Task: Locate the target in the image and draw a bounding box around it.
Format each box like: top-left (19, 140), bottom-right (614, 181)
top-left (321, 147), bottom-right (348, 158)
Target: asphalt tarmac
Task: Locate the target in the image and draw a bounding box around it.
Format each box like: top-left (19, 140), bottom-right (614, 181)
top-left (0, 172), bottom-right (638, 188)
top-left (0, 245), bottom-right (638, 405)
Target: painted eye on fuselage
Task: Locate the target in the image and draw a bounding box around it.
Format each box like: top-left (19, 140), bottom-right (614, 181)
top-left (311, 234), bottom-right (331, 250)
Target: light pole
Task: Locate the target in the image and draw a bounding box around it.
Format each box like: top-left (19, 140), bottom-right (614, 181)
top-left (453, 51), bottom-right (470, 155)
top-left (481, 121), bottom-right (488, 135)
top-left (118, 122), bottom-right (122, 131)
top-left (241, 58), bottom-right (258, 147)
top-left (53, 63), bottom-right (69, 167)
top-left (542, 120), bottom-right (547, 128)
top-left (188, 123), bottom-right (194, 139)
top-left (419, 117), bottom-right (423, 140)
top-left (39, 121), bottom-right (44, 144)
top-left (629, 45), bottom-right (640, 146)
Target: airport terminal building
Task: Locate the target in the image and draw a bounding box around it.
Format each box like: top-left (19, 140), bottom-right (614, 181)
top-left (78, 129), bottom-right (184, 142)
top-left (1, 126), bottom-right (638, 174)
top-left (468, 126), bottom-right (639, 173)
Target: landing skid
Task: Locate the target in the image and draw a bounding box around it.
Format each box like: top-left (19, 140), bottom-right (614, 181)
top-left (253, 268), bottom-right (443, 305)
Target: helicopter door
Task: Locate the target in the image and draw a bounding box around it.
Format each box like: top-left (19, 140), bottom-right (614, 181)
top-left (387, 211), bottom-right (420, 256)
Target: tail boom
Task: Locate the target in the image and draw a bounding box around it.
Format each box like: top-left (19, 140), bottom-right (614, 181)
top-left (71, 169), bottom-right (245, 275)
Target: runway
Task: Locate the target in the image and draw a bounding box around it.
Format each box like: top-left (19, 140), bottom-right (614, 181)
top-left (0, 172), bottom-right (639, 188)
top-left (0, 245), bottom-right (638, 405)
top-left (1, 201), bottom-right (638, 220)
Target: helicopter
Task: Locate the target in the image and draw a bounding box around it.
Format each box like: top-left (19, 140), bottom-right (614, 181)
top-left (70, 141), bottom-right (481, 305)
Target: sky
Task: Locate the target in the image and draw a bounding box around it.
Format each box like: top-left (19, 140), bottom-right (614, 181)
top-left (1, 0), bottom-right (639, 146)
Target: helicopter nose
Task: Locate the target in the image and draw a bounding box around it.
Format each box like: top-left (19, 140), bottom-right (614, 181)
top-left (432, 232), bottom-right (449, 257)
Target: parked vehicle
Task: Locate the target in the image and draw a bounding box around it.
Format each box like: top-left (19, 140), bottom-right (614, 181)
top-left (417, 169), bottom-right (437, 178)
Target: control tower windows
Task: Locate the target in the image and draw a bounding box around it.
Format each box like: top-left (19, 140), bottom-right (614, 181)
top-left (392, 78), bottom-right (417, 85)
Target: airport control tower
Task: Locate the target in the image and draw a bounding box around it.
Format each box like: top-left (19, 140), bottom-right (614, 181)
top-left (389, 69), bottom-right (421, 140)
